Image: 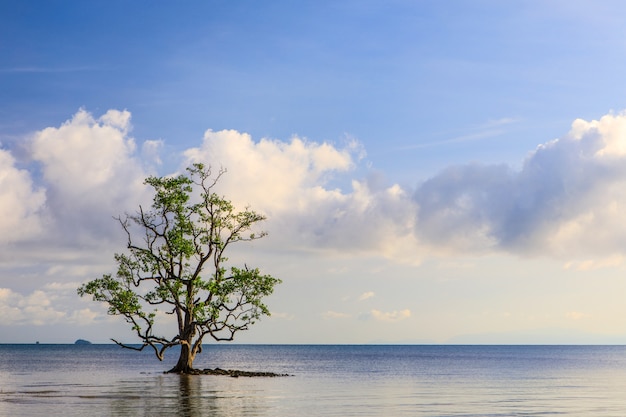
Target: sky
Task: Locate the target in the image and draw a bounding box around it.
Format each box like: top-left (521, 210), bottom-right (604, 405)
top-left (3, 1), bottom-right (626, 344)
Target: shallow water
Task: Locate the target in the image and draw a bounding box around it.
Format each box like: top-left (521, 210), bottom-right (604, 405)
top-left (1, 345), bottom-right (626, 416)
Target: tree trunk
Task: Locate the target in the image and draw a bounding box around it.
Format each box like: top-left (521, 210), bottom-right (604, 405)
top-left (167, 342), bottom-right (196, 374)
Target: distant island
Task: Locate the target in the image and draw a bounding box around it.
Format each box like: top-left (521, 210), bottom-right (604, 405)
top-left (74, 339), bottom-right (92, 345)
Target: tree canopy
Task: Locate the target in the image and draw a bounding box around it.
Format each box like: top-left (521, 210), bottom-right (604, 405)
top-left (78, 163), bottom-right (281, 373)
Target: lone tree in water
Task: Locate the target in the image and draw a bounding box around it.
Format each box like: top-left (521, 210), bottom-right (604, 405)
top-left (78, 164), bottom-right (280, 374)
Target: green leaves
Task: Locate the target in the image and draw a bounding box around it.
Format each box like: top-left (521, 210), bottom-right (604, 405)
top-left (77, 274), bottom-right (145, 318)
top-left (77, 164), bottom-right (281, 368)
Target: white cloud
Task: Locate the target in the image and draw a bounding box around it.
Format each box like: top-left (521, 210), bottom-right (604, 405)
top-left (6, 105), bottom-right (626, 348)
top-left (67, 308), bottom-right (100, 326)
top-left (98, 108), bottom-right (132, 133)
top-left (175, 111), bottom-right (626, 265)
top-left (8, 107), bottom-right (626, 339)
top-left (570, 113), bottom-right (626, 157)
top-left (0, 108), bottom-right (159, 320)
top-left (369, 309), bottom-right (411, 322)
top-left (0, 286), bottom-right (98, 326)
top-left (0, 149), bottom-right (46, 242)
top-left (7, 107), bottom-right (626, 271)
top-left (183, 129), bottom-right (357, 212)
top-left (31, 109), bottom-right (146, 207)
top-left (358, 291), bottom-right (375, 301)
top-left (27, 109), bottom-right (152, 244)
top-left (183, 129), bottom-right (420, 261)
top-left (413, 110), bottom-right (626, 260)
top-left (141, 139), bottom-right (164, 167)
top-left (32, 109), bottom-right (136, 191)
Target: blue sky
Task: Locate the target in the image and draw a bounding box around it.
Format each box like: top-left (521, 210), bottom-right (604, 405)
top-left (3, 1), bottom-right (626, 344)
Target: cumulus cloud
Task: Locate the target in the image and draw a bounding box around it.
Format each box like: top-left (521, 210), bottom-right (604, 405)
top-left (8, 107), bottom-right (626, 266)
top-left (32, 109), bottom-right (135, 191)
top-left (183, 129), bottom-right (358, 211)
top-left (183, 129), bottom-right (418, 260)
top-left (414, 111), bottom-right (626, 259)
top-left (0, 107), bottom-right (161, 323)
top-left (0, 149), bottom-right (46, 242)
top-left (0, 285), bottom-right (99, 326)
top-left (27, 109), bottom-right (152, 244)
top-left (141, 139), bottom-right (164, 168)
top-left (9, 106), bottom-right (626, 331)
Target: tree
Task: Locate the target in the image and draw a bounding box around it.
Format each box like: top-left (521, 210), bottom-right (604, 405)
top-left (78, 163), bottom-right (281, 374)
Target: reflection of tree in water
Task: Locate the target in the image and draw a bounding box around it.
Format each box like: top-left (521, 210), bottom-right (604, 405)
top-left (177, 374), bottom-right (272, 417)
top-left (178, 375), bottom-right (202, 416)
top-left (106, 374), bottom-right (269, 416)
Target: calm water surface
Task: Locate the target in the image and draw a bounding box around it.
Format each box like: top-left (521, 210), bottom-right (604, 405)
top-left (1, 345), bottom-right (626, 416)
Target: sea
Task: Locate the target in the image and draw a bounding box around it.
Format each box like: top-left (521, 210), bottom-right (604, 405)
top-left (1, 344), bottom-right (626, 416)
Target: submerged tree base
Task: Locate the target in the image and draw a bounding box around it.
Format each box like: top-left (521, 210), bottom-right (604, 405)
top-left (166, 368), bottom-right (291, 377)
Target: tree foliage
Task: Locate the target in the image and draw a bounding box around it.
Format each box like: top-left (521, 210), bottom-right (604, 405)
top-left (78, 164), bottom-right (281, 373)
